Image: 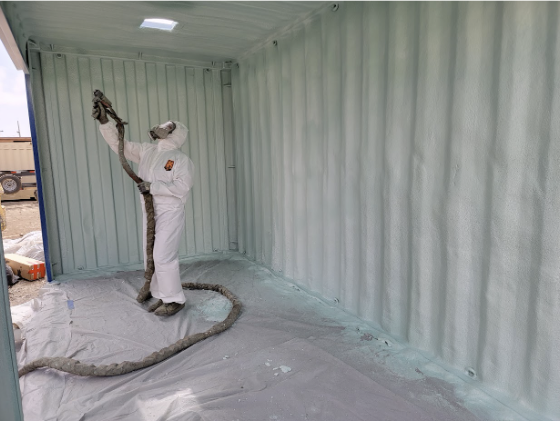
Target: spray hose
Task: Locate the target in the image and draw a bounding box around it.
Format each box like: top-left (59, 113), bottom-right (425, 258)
top-left (18, 91), bottom-right (242, 377)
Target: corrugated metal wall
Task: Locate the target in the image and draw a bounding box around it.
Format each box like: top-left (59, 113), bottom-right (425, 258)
top-left (232, 2), bottom-right (560, 417)
top-left (31, 52), bottom-right (231, 276)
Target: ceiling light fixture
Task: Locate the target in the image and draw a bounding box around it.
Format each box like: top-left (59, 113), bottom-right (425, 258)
top-left (140, 18), bottom-right (177, 31)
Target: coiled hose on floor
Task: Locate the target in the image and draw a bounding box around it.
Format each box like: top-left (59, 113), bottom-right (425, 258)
top-left (18, 91), bottom-right (242, 377)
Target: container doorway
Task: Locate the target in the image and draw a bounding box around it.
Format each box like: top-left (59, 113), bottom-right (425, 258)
top-left (0, 40), bottom-right (50, 309)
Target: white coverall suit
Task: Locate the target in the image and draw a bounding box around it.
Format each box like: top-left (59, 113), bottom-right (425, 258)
top-left (100, 121), bottom-right (194, 304)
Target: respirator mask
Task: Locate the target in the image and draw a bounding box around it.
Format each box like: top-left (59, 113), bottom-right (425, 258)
top-left (149, 121), bottom-right (176, 141)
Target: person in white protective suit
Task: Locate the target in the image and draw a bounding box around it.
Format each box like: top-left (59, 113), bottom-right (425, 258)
top-left (93, 103), bottom-right (194, 317)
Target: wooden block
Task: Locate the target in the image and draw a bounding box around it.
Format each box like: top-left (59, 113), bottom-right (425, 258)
top-left (4, 254), bottom-right (45, 281)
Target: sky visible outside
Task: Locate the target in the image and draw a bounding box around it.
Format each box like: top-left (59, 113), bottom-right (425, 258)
top-left (0, 41), bottom-right (31, 137)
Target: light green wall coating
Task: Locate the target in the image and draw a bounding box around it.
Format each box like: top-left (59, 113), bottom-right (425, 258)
top-left (31, 52), bottom-right (232, 276)
top-left (232, 2), bottom-right (560, 418)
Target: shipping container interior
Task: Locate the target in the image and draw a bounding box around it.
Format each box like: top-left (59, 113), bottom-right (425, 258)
top-left (0, 2), bottom-right (559, 421)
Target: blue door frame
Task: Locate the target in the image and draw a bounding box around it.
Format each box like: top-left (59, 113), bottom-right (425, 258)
top-left (24, 73), bottom-right (53, 282)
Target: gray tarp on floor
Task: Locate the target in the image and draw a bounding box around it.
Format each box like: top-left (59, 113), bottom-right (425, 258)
top-left (16, 255), bottom-right (531, 421)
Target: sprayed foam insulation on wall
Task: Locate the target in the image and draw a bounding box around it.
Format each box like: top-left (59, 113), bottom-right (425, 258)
top-left (29, 52), bottom-right (232, 276)
top-left (232, 2), bottom-right (560, 418)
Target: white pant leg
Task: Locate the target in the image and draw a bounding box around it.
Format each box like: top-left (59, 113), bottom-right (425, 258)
top-left (141, 206), bottom-right (159, 286)
top-left (150, 204), bottom-right (186, 304)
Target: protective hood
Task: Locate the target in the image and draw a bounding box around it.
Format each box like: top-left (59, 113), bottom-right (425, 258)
top-left (157, 121), bottom-right (188, 151)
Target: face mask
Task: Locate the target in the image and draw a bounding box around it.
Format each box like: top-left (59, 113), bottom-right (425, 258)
top-left (149, 121), bottom-right (176, 141)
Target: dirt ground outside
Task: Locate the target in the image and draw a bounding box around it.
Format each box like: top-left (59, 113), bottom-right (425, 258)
top-left (2, 199), bottom-right (46, 306)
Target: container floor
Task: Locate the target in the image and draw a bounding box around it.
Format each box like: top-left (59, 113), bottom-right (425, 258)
top-left (16, 255), bottom-right (535, 421)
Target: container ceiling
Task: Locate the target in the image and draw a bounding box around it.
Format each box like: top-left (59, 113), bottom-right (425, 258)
top-left (3, 1), bottom-right (326, 64)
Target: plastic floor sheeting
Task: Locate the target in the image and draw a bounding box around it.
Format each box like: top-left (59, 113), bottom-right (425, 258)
top-left (16, 255), bottom-right (535, 421)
